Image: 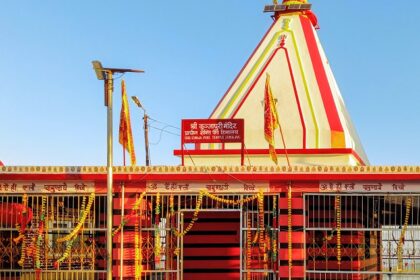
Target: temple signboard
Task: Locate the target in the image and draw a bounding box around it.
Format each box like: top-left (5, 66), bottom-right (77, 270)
top-left (181, 119), bottom-right (245, 165)
top-left (182, 119), bottom-right (244, 143)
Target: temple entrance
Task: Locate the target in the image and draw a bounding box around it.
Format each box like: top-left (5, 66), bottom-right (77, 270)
top-left (130, 192), bottom-right (279, 280)
top-left (181, 211), bottom-right (241, 280)
top-left (305, 193), bottom-right (420, 280)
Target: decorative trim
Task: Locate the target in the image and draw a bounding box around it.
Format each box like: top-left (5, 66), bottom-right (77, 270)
top-left (1, 165), bottom-right (419, 175)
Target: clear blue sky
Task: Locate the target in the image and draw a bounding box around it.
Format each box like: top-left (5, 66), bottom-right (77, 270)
top-left (0, 1), bottom-right (419, 166)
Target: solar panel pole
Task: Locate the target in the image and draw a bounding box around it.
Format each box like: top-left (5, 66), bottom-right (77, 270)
top-left (92, 61), bottom-right (144, 280)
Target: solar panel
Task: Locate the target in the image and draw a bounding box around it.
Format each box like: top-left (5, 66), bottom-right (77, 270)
top-left (264, 3), bottom-right (310, 13)
top-left (289, 4), bottom-right (301, 10)
top-left (263, 5), bottom-right (275, 12)
top-left (274, 5), bottom-right (287, 11)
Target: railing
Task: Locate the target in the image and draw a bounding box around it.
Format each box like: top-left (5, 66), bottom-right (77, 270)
top-left (0, 194), bottom-right (107, 279)
top-left (305, 193), bottom-right (420, 280)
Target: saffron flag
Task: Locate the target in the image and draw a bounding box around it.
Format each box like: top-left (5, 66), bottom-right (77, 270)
top-left (264, 73), bottom-right (279, 164)
top-left (119, 80), bottom-right (136, 166)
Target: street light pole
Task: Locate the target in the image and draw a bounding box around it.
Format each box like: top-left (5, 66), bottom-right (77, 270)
top-left (143, 113), bottom-right (150, 166)
top-left (131, 96), bottom-right (150, 166)
top-left (105, 71), bottom-right (113, 280)
top-left (92, 61), bottom-right (144, 280)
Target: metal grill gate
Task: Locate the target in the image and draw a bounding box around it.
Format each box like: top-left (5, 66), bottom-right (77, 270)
top-left (0, 193), bottom-right (107, 279)
top-left (304, 193), bottom-right (420, 280)
top-left (131, 193), bottom-right (279, 280)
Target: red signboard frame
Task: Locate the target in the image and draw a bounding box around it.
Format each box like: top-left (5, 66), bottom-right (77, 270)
top-left (181, 119), bottom-right (244, 165)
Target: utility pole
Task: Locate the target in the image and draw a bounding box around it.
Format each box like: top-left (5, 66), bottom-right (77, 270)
top-left (92, 61), bottom-right (144, 280)
top-left (132, 96), bottom-right (150, 166)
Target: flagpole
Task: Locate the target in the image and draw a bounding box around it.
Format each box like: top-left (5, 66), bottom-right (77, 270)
top-left (123, 144), bottom-right (126, 166)
top-left (277, 120), bottom-right (291, 168)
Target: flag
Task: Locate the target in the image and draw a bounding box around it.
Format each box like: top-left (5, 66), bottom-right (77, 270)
top-left (119, 80), bottom-right (136, 166)
top-left (264, 73), bottom-right (279, 164)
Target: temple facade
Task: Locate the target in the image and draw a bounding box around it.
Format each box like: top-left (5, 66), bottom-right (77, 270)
top-left (1, 1), bottom-right (419, 280)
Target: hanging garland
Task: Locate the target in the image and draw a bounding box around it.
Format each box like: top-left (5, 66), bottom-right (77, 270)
top-left (113, 191), bottom-right (147, 237)
top-left (56, 193), bottom-right (95, 243)
top-left (34, 196), bottom-right (46, 280)
top-left (172, 190), bottom-right (204, 237)
top-left (203, 190), bottom-right (260, 206)
top-left (55, 238), bottom-right (76, 268)
top-left (18, 236), bottom-right (27, 267)
top-left (335, 195), bottom-right (341, 266)
top-left (272, 196), bottom-right (278, 272)
top-left (397, 196), bottom-right (412, 272)
top-left (14, 194), bottom-right (29, 244)
top-left (246, 214), bottom-right (252, 280)
top-left (54, 193), bottom-right (95, 268)
top-left (263, 228), bottom-right (269, 276)
top-left (16, 194), bottom-right (29, 267)
top-left (154, 193), bottom-right (161, 266)
top-left (134, 205), bottom-right (142, 280)
top-left (170, 194), bottom-right (175, 216)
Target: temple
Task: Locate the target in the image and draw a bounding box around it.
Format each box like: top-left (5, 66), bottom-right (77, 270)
top-left (1, 1), bottom-right (419, 280)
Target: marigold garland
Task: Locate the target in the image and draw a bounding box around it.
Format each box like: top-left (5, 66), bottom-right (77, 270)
top-left (55, 238), bottom-right (76, 267)
top-left (15, 194), bottom-right (29, 244)
top-left (134, 207), bottom-right (142, 280)
top-left (154, 193), bottom-right (161, 266)
top-left (172, 190), bottom-right (204, 237)
top-left (258, 190), bottom-right (265, 248)
top-left (397, 197), bottom-right (412, 272)
top-left (170, 194), bottom-right (175, 215)
top-left (203, 190), bottom-right (259, 206)
top-left (272, 196), bottom-right (278, 272)
top-left (56, 193), bottom-right (95, 243)
top-left (113, 191), bottom-right (147, 237)
top-left (17, 236), bottom-right (27, 267)
top-left (335, 195), bottom-right (341, 266)
top-left (246, 215), bottom-right (252, 280)
top-left (288, 185), bottom-right (292, 270)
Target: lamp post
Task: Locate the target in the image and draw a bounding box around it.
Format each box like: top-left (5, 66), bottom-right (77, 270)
top-left (131, 96), bottom-right (150, 166)
top-left (92, 60), bottom-right (144, 280)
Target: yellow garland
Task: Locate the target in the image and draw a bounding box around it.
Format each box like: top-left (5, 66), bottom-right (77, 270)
top-left (113, 191), bottom-right (147, 236)
top-left (246, 215), bottom-right (252, 280)
top-left (203, 190), bottom-right (259, 205)
top-left (258, 190), bottom-right (265, 248)
top-left (397, 197), bottom-right (412, 272)
top-left (35, 196), bottom-right (47, 269)
top-left (134, 207), bottom-right (142, 280)
top-left (272, 196), bottom-right (277, 260)
top-left (154, 193), bottom-right (161, 266)
top-left (154, 227), bottom-right (161, 265)
top-left (18, 236), bottom-right (26, 267)
top-left (173, 190), bottom-right (204, 237)
top-left (80, 196), bottom-right (86, 215)
top-left (170, 194), bottom-right (175, 215)
top-left (288, 185), bottom-right (292, 270)
top-left (155, 192), bottom-right (161, 215)
top-left (55, 238), bottom-right (75, 266)
top-left (264, 230), bottom-right (269, 276)
top-left (57, 193), bottom-right (95, 243)
top-left (14, 194), bottom-right (28, 244)
top-left (335, 195), bottom-right (341, 265)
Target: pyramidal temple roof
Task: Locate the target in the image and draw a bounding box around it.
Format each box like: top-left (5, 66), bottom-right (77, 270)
top-left (176, 1), bottom-right (369, 166)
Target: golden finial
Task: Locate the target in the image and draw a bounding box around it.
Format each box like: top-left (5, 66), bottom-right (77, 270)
top-left (273, 0), bottom-right (278, 4)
